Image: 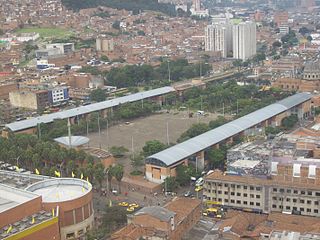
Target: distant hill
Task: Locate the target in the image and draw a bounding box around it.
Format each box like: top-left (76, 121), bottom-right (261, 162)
top-left (61, 0), bottom-right (176, 16)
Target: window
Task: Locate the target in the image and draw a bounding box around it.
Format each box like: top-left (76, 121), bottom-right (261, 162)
top-left (293, 207), bottom-right (297, 211)
top-left (225, 199), bottom-right (229, 203)
top-left (237, 185), bottom-right (241, 189)
top-left (279, 205), bottom-right (283, 209)
top-left (272, 197), bottom-right (277, 200)
top-left (224, 191), bottom-right (228, 195)
top-left (256, 195), bottom-right (260, 199)
top-left (250, 194), bottom-right (254, 198)
top-left (244, 186), bottom-right (248, 190)
top-left (66, 233), bottom-right (75, 239)
top-left (307, 200), bottom-right (311, 204)
top-left (315, 201), bottom-right (319, 205)
top-left (218, 198), bottom-right (222, 202)
top-left (280, 189), bottom-right (284, 193)
top-left (286, 198), bottom-right (290, 202)
top-left (250, 186), bottom-right (254, 190)
top-left (307, 208), bottom-right (311, 213)
top-left (244, 193), bottom-right (248, 197)
top-left (250, 202), bottom-right (254, 206)
top-left (300, 199), bottom-right (305, 204)
top-left (316, 192), bottom-right (320, 196)
top-left (224, 184), bottom-right (229, 187)
top-left (272, 204), bottom-right (277, 208)
top-left (308, 191), bottom-right (312, 196)
top-left (286, 206), bottom-right (291, 210)
top-left (231, 192), bottom-right (235, 196)
top-left (294, 190), bottom-right (298, 194)
top-left (256, 187), bottom-right (261, 191)
top-left (244, 201), bottom-right (248, 205)
top-left (301, 191), bottom-right (305, 195)
top-left (293, 199), bottom-right (297, 203)
top-left (314, 209), bottom-right (319, 213)
top-left (218, 191), bottom-right (222, 194)
top-left (231, 184), bottom-right (235, 188)
top-left (300, 208), bottom-right (304, 212)
top-left (237, 200), bottom-right (241, 204)
top-left (237, 193), bottom-right (241, 196)
top-left (231, 199), bottom-right (235, 203)
top-left (256, 202), bottom-right (260, 206)
top-left (287, 189), bottom-right (291, 194)
top-left (273, 188), bottom-right (277, 192)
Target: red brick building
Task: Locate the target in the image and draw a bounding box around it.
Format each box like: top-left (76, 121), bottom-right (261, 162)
top-left (111, 198), bottom-right (201, 240)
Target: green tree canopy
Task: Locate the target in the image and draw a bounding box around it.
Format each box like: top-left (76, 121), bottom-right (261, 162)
top-left (142, 140), bottom-right (167, 157)
top-left (90, 88), bottom-right (106, 102)
top-left (178, 123), bottom-right (209, 142)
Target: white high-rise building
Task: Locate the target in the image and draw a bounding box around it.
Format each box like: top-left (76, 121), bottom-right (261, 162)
top-left (205, 24), bottom-right (232, 58)
top-left (232, 21), bottom-right (256, 60)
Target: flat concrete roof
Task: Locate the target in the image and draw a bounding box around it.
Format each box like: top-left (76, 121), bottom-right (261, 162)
top-left (0, 184), bottom-right (39, 213)
top-left (26, 178), bottom-right (92, 203)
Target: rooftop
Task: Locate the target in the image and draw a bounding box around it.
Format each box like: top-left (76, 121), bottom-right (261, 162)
top-left (0, 184), bottom-right (39, 213)
top-left (5, 86), bottom-right (175, 132)
top-left (134, 206), bottom-right (175, 222)
top-left (54, 135), bottom-right (89, 147)
top-left (147, 92), bottom-right (312, 167)
top-left (206, 170), bottom-right (320, 191)
top-left (0, 210), bottom-right (54, 239)
top-left (25, 178), bottom-right (92, 203)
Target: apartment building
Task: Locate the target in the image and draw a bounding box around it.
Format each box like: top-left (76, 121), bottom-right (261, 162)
top-left (233, 21), bottom-right (257, 60)
top-left (204, 166), bottom-right (320, 217)
top-left (205, 23), bottom-right (232, 58)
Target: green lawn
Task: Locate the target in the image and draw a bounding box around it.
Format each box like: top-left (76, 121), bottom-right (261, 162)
top-left (15, 27), bottom-right (73, 39)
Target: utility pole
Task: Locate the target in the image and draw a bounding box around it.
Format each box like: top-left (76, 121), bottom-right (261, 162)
top-left (200, 96), bottom-right (203, 111)
top-left (98, 113), bottom-right (101, 149)
top-left (67, 118), bottom-right (72, 148)
top-left (106, 119), bottom-right (109, 151)
top-left (223, 102), bottom-right (225, 116)
top-left (131, 136), bottom-right (134, 158)
top-left (236, 99), bottom-right (239, 115)
top-left (166, 121), bottom-right (169, 145)
top-left (37, 123), bottom-right (41, 140)
top-left (167, 60), bottom-right (171, 83)
top-left (86, 118), bottom-right (89, 148)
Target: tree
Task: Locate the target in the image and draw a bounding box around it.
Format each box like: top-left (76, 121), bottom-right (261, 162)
top-left (110, 164), bottom-right (124, 193)
top-left (209, 116), bottom-right (227, 129)
top-left (163, 176), bottom-right (178, 192)
top-left (176, 165), bottom-right (191, 186)
top-left (208, 148), bottom-right (226, 169)
top-left (112, 21), bottom-right (121, 30)
top-left (281, 114), bottom-right (298, 130)
top-left (142, 140), bottom-right (167, 157)
top-left (299, 27), bottom-right (310, 36)
top-left (102, 206), bottom-right (127, 233)
top-left (307, 35), bottom-right (313, 42)
top-left (272, 41), bottom-right (282, 48)
top-left (90, 88), bottom-right (106, 102)
top-left (178, 123), bottom-right (209, 142)
top-left (109, 146), bottom-right (129, 157)
top-left (94, 163), bottom-right (105, 188)
top-left (100, 55), bottom-right (109, 62)
top-left (130, 153), bottom-right (144, 171)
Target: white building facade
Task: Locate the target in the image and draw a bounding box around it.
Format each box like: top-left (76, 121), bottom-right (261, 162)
top-left (233, 21), bottom-right (256, 60)
top-left (205, 24), bottom-right (232, 58)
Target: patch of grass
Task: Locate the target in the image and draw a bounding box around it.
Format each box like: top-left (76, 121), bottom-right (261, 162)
top-left (15, 27), bottom-right (73, 39)
top-left (130, 170), bottom-right (143, 176)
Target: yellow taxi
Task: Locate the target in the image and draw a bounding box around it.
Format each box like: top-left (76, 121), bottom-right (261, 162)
top-left (118, 202), bottom-right (129, 207)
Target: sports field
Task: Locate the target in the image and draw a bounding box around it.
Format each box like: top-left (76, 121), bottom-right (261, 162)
top-left (15, 27), bottom-right (73, 38)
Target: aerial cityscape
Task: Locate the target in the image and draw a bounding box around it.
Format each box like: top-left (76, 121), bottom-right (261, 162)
top-left (1, 0), bottom-right (320, 239)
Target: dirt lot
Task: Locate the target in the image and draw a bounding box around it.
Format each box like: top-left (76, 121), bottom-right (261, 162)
top-left (87, 111), bottom-right (222, 153)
